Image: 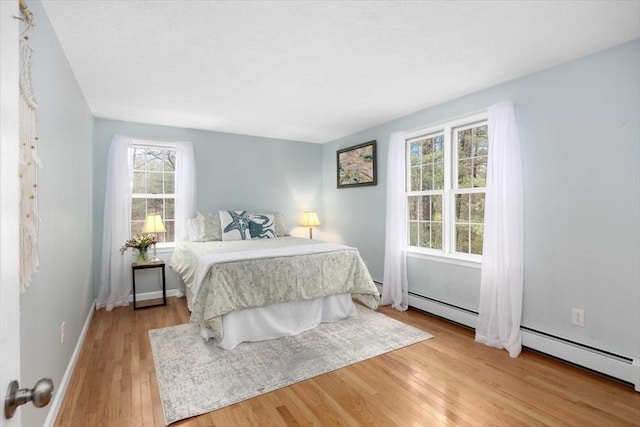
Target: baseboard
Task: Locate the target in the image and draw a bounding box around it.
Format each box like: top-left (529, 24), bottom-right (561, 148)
top-left (128, 288), bottom-right (183, 302)
top-left (408, 294), bottom-right (478, 328)
top-left (43, 301), bottom-right (95, 426)
top-left (408, 293), bottom-right (640, 391)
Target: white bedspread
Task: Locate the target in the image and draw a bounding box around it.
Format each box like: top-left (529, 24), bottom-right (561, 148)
top-left (170, 237), bottom-right (380, 340)
top-left (191, 242), bottom-right (351, 299)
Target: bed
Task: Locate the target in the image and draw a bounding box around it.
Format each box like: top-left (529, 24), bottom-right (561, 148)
top-left (170, 236), bottom-right (380, 349)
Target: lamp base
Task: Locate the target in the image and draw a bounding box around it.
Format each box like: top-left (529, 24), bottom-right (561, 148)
top-left (149, 242), bottom-right (161, 263)
top-left (309, 227), bottom-right (313, 239)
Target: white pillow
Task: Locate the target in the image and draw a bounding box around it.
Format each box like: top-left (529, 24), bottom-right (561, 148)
top-left (249, 214), bottom-right (277, 239)
top-left (273, 213), bottom-right (290, 237)
top-left (185, 217), bottom-right (201, 241)
top-left (219, 210), bottom-right (251, 241)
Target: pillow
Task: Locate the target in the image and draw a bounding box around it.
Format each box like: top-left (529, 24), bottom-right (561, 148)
top-left (249, 214), bottom-right (277, 239)
top-left (274, 213), bottom-right (290, 237)
top-left (250, 212), bottom-right (290, 237)
top-left (185, 217), bottom-right (201, 241)
top-left (196, 211), bottom-right (222, 241)
top-left (219, 210), bottom-right (251, 241)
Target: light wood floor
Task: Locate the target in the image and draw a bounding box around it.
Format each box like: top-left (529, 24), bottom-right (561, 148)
top-left (55, 297), bottom-right (640, 426)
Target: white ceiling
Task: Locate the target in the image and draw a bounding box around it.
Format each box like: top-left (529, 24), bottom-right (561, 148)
top-left (41, 0), bottom-right (640, 143)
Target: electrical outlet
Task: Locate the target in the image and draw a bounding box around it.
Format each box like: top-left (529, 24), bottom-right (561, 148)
top-left (571, 308), bottom-right (584, 327)
top-left (61, 321), bottom-right (66, 343)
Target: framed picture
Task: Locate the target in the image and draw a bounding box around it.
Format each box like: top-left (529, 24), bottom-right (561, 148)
top-left (337, 140), bottom-right (377, 188)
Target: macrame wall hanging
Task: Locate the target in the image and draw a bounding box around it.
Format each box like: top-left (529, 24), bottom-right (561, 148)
top-left (18, 0), bottom-right (40, 292)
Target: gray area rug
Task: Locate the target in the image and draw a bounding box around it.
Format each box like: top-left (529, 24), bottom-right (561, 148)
top-left (149, 305), bottom-right (433, 425)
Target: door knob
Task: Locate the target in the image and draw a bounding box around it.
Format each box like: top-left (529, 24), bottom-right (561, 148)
top-left (4, 378), bottom-right (54, 419)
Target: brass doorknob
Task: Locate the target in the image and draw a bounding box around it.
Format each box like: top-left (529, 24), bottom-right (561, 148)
top-left (4, 378), bottom-right (54, 419)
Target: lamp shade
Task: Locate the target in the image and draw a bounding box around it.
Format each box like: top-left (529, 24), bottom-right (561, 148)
top-left (301, 211), bottom-right (320, 227)
top-left (142, 214), bottom-right (166, 233)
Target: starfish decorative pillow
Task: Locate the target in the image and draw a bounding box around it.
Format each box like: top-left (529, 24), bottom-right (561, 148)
top-left (249, 214), bottom-right (277, 239)
top-left (219, 210), bottom-right (251, 241)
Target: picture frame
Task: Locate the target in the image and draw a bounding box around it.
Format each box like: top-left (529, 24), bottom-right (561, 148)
top-left (336, 140), bottom-right (377, 188)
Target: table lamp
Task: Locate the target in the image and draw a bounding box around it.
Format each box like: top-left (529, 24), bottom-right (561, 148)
top-left (142, 213), bottom-right (166, 262)
top-left (301, 211), bottom-right (320, 239)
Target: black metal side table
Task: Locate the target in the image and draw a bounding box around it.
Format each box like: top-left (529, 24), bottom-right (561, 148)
top-left (131, 261), bottom-right (166, 310)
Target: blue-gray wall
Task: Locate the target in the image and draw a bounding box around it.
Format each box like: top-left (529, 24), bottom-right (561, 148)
top-left (19, 1), bottom-right (94, 426)
top-left (322, 39), bottom-right (640, 360)
top-left (21, 5), bottom-right (639, 419)
top-left (92, 119), bottom-right (323, 294)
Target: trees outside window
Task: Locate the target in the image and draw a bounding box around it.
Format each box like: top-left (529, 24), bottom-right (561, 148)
top-left (406, 113), bottom-right (488, 261)
top-left (131, 143), bottom-right (176, 243)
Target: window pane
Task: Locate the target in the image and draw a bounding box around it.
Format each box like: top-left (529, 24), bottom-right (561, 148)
top-left (131, 198), bottom-right (146, 221)
top-left (408, 196), bottom-right (419, 220)
top-left (456, 224), bottom-right (470, 253)
top-left (431, 195), bottom-right (442, 221)
top-left (470, 225), bottom-right (484, 255)
top-left (433, 135), bottom-right (444, 162)
top-left (432, 222), bottom-right (442, 249)
top-left (147, 172), bottom-right (164, 194)
top-left (457, 129), bottom-right (472, 159)
top-left (420, 196), bottom-right (430, 221)
top-left (473, 156), bottom-right (487, 188)
top-left (410, 141), bottom-right (421, 166)
top-left (133, 171), bottom-right (145, 193)
top-left (433, 163), bottom-right (444, 190)
top-left (470, 193), bottom-right (485, 223)
top-left (165, 198), bottom-right (175, 219)
top-left (131, 220), bottom-right (144, 236)
top-left (455, 194), bottom-right (470, 222)
top-left (473, 136), bottom-right (489, 156)
top-left (164, 172), bottom-right (175, 193)
top-left (419, 222), bottom-right (431, 248)
top-left (162, 220), bottom-right (175, 243)
top-left (165, 151), bottom-right (176, 172)
top-left (409, 222), bottom-right (418, 246)
top-left (147, 150), bottom-right (164, 171)
top-left (474, 127), bottom-right (488, 156)
top-left (148, 198), bottom-right (163, 214)
top-left (133, 149), bottom-right (145, 170)
top-left (458, 159), bottom-right (472, 188)
top-left (422, 139), bottom-right (433, 164)
top-left (421, 164), bottom-right (433, 190)
top-left (410, 166), bottom-right (421, 191)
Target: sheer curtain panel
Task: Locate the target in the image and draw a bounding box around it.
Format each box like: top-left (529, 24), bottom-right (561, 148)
top-left (174, 141), bottom-right (196, 242)
top-left (96, 135), bottom-right (134, 310)
top-left (381, 131), bottom-right (408, 311)
top-left (475, 101), bottom-right (524, 357)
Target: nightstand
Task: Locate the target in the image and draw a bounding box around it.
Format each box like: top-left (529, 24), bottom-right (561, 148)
top-left (131, 261), bottom-right (166, 310)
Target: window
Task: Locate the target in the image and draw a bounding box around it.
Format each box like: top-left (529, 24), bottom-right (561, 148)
top-left (406, 113), bottom-right (488, 261)
top-left (131, 142), bottom-right (176, 243)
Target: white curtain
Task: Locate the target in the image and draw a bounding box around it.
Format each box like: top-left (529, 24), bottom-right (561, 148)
top-left (381, 131), bottom-right (408, 311)
top-left (475, 101), bottom-right (524, 358)
top-left (96, 135), bottom-right (133, 310)
top-left (174, 141), bottom-right (196, 242)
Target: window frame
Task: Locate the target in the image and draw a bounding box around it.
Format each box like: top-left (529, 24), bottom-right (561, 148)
top-left (130, 139), bottom-right (177, 248)
top-left (405, 112), bottom-right (488, 266)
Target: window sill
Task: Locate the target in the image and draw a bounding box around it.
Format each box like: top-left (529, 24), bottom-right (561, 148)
top-left (155, 243), bottom-right (176, 253)
top-left (405, 250), bottom-right (482, 269)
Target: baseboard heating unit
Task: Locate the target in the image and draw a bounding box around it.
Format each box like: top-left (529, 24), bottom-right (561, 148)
top-left (408, 292), bottom-right (640, 392)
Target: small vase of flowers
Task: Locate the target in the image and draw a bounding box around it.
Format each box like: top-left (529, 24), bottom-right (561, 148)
top-left (120, 234), bottom-right (157, 264)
